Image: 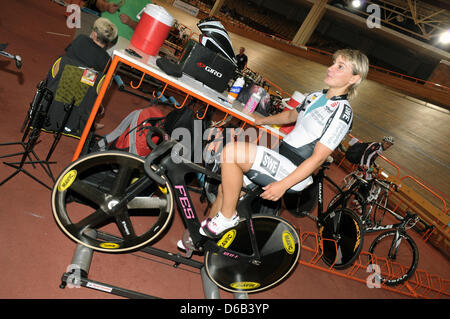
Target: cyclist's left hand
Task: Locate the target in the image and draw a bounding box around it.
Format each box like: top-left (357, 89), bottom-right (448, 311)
top-left (261, 181), bottom-right (287, 201)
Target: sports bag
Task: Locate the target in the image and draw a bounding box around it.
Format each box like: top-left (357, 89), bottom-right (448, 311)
top-left (345, 142), bottom-right (370, 164)
top-left (96, 106), bottom-right (166, 157)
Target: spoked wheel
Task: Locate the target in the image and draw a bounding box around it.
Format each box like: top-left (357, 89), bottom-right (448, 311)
top-left (205, 215), bottom-right (300, 293)
top-left (52, 151), bottom-right (174, 253)
top-left (368, 230), bottom-right (419, 286)
top-left (319, 208), bottom-right (363, 269)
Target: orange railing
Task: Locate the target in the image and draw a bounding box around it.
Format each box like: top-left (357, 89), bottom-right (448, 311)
top-left (399, 176), bottom-right (448, 214)
top-left (336, 134), bottom-right (448, 217)
top-left (298, 230), bottom-right (450, 299)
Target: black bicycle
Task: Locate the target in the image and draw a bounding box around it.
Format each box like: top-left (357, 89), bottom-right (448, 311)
top-left (51, 128), bottom-right (301, 294)
top-left (284, 161), bottom-right (364, 270)
top-left (326, 171), bottom-right (422, 286)
top-left (328, 169), bottom-right (399, 227)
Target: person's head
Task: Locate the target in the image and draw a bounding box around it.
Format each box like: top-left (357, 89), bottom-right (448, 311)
top-left (239, 47), bottom-right (245, 54)
top-left (382, 136), bottom-right (394, 150)
top-left (325, 49), bottom-right (369, 99)
top-left (91, 17), bottom-right (118, 49)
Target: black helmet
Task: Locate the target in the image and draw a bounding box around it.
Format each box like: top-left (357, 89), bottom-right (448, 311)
top-left (197, 18), bottom-right (237, 66)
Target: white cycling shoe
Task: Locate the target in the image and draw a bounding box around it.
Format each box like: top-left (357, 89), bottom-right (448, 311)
top-left (199, 211), bottom-right (239, 239)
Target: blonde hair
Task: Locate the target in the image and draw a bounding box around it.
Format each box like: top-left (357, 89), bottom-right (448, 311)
top-left (92, 17), bottom-right (118, 47)
top-left (333, 49), bottom-right (369, 99)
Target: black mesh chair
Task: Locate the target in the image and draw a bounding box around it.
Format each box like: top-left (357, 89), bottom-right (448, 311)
top-left (0, 56), bottom-right (105, 190)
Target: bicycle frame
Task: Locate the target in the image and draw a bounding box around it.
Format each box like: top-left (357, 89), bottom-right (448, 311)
top-left (363, 203), bottom-right (416, 234)
top-left (336, 172), bottom-right (416, 235)
top-left (144, 140), bottom-right (263, 265)
top-left (360, 178), bottom-right (391, 222)
top-left (315, 163), bottom-right (345, 222)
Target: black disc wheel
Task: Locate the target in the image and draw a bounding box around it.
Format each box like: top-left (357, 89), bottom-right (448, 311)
top-left (52, 151), bottom-right (174, 253)
top-left (319, 208), bottom-right (364, 269)
top-left (205, 215), bottom-right (300, 293)
top-left (368, 230), bottom-right (418, 286)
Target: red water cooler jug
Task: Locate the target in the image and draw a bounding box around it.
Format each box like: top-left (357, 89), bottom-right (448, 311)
top-left (131, 4), bottom-right (174, 56)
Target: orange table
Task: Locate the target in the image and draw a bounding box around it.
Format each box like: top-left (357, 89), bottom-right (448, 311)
top-left (72, 44), bottom-right (284, 161)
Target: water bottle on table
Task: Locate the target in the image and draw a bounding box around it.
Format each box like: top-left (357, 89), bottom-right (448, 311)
top-left (243, 87), bottom-right (264, 113)
top-left (227, 77), bottom-right (245, 103)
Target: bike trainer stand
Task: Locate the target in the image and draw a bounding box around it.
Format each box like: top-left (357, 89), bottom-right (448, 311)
top-left (59, 230), bottom-right (249, 299)
top-left (0, 85), bottom-right (57, 190)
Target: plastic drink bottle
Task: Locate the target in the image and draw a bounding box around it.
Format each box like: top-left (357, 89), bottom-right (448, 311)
top-left (227, 77), bottom-right (245, 103)
top-left (244, 87), bottom-right (264, 113)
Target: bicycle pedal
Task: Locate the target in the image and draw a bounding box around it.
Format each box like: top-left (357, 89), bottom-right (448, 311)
top-left (177, 230), bottom-right (200, 258)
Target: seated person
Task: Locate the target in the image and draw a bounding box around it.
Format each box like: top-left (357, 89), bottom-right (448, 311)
top-left (357, 136), bottom-right (395, 200)
top-left (65, 16), bottom-right (118, 72)
top-left (359, 136), bottom-right (394, 173)
top-left (43, 17), bottom-right (118, 135)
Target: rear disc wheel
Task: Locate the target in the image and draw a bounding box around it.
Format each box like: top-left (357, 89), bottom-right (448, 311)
top-left (205, 215), bottom-right (300, 293)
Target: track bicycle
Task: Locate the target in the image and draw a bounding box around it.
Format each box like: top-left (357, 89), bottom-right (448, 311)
top-left (283, 161), bottom-right (364, 270)
top-left (51, 127), bottom-right (301, 294)
top-left (328, 170), bottom-right (424, 286)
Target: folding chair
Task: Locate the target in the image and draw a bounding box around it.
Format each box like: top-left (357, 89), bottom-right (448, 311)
top-left (0, 56), bottom-right (105, 190)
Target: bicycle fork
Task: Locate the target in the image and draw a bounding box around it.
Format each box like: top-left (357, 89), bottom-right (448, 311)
top-left (246, 217), bottom-right (262, 266)
top-left (238, 191), bottom-right (263, 266)
top-left (387, 230), bottom-right (403, 260)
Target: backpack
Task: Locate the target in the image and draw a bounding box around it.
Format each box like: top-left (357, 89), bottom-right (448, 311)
top-left (163, 106), bottom-right (195, 137)
top-left (163, 105), bottom-right (214, 162)
top-left (96, 106), bottom-right (166, 157)
top-left (95, 104), bottom-right (213, 159)
top-left (345, 142), bottom-right (370, 164)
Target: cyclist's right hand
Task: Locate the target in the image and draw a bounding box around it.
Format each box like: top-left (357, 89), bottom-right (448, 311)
top-left (261, 180), bottom-right (288, 202)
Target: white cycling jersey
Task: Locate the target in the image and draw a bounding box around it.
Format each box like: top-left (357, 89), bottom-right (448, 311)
top-left (243, 89), bottom-right (353, 192)
top-left (282, 89), bottom-right (353, 160)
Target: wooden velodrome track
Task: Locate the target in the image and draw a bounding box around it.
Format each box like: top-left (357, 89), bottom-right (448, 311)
top-left (0, 0), bottom-right (448, 300)
top-left (159, 2), bottom-right (450, 212)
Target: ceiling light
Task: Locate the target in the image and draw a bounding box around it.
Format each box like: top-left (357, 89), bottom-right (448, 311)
top-left (439, 30), bottom-right (450, 44)
top-left (351, 0), bottom-right (362, 8)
